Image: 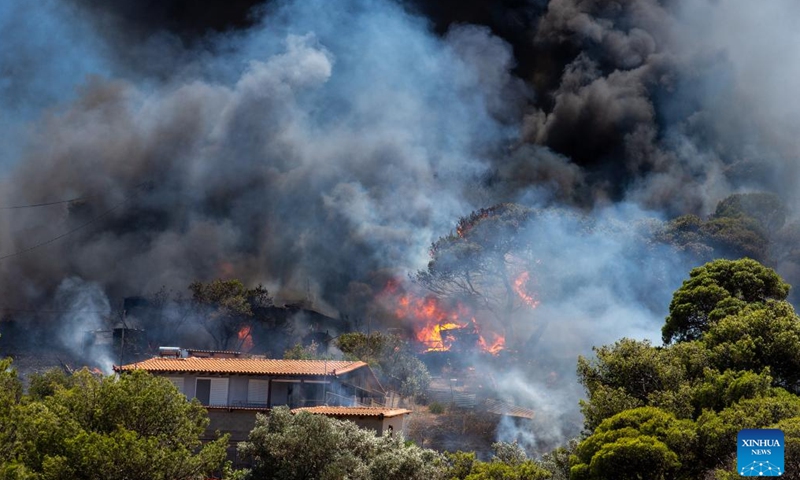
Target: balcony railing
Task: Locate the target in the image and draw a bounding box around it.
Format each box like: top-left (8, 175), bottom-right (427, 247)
top-left (205, 393), bottom-right (386, 410)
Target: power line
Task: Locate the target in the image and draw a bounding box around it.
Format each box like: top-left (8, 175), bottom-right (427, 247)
top-left (0, 182), bottom-right (149, 261)
top-left (0, 181), bottom-right (151, 210)
top-left (0, 194), bottom-right (99, 210)
top-left (0, 200), bottom-right (129, 261)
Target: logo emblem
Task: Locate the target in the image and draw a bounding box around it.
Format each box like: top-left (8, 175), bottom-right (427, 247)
top-left (738, 429), bottom-right (784, 476)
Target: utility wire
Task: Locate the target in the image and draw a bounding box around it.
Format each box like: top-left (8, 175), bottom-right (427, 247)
top-left (0, 200), bottom-right (129, 261)
top-left (0, 181), bottom-right (150, 210)
top-left (0, 194), bottom-right (99, 210)
top-left (0, 182), bottom-right (149, 261)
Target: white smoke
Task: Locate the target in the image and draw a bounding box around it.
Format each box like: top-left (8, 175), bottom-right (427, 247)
top-left (55, 277), bottom-right (113, 372)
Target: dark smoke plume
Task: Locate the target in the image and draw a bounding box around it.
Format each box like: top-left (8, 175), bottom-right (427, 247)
top-left (1, 0), bottom-right (798, 450)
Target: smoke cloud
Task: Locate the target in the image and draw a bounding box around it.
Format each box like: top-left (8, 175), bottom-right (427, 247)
top-left (54, 277), bottom-right (113, 372)
top-left (0, 0), bottom-right (797, 451)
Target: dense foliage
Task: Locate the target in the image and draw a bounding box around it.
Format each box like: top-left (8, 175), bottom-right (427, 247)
top-left (238, 409), bottom-right (560, 480)
top-left (445, 442), bottom-right (552, 480)
top-left (0, 367), bottom-right (227, 480)
top-left (575, 258), bottom-right (800, 477)
top-left (655, 193), bottom-right (788, 263)
top-left (238, 407), bottom-right (448, 480)
top-left (662, 258), bottom-right (789, 343)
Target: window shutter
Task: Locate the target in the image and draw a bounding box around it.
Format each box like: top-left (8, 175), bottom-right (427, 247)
top-left (248, 379), bottom-right (269, 406)
top-left (209, 378), bottom-right (229, 406)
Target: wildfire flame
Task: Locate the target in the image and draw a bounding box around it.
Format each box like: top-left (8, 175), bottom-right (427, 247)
top-left (513, 271), bottom-right (540, 308)
top-left (478, 333), bottom-right (505, 355)
top-left (238, 325), bottom-right (254, 352)
top-left (383, 282), bottom-right (505, 355)
top-left (418, 322), bottom-right (466, 351)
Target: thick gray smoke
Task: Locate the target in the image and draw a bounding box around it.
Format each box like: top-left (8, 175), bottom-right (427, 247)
top-left (0, 0), bottom-right (518, 307)
top-left (0, 0), bottom-right (797, 451)
top-left (519, 0), bottom-right (800, 212)
top-left (450, 203), bottom-right (694, 450)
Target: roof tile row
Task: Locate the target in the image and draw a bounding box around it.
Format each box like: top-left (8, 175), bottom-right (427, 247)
top-left (292, 406), bottom-right (412, 418)
top-left (114, 357), bottom-right (368, 376)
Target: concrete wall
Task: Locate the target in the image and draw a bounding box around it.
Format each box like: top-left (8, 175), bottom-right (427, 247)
top-left (336, 415), bottom-right (408, 436)
top-left (205, 409), bottom-right (262, 443)
top-left (382, 414), bottom-right (408, 436)
top-left (204, 409), bottom-right (264, 466)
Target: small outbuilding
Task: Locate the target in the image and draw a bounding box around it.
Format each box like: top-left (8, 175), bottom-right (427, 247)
top-left (291, 406), bottom-right (412, 436)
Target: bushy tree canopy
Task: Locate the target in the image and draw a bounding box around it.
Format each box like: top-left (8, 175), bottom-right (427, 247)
top-left (662, 258), bottom-right (789, 344)
top-left (238, 407), bottom-right (447, 480)
top-left (445, 443), bottom-right (552, 480)
top-left (654, 192), bottom-right (788, 264)
top-left (0, 368), bottom-right (227, 480)
top-left (575, 259), bottom-right (800, 477)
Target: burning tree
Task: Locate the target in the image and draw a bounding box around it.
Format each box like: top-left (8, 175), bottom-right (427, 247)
top-left (189, 279), bottom-right (272, 351)
top-left (414, 203), bottom-right (541, 349)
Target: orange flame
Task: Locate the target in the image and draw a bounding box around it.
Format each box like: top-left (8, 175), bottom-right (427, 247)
top-left (478, 333), bottom-right (505, 355)
top-left (382, 281), bottom-right (505, 354)
top-left (238, 325), bottom-right (254, 352)
top-left (513, 271), bottom-right (540, 308)
top-left (419, 322), bottom-right (467, 351)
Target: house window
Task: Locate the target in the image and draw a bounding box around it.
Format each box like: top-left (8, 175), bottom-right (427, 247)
top-left (196, 379), bottom-right (211, 405)
top-left (247, 379), bottom-right (269, 406)
top-left (195, 378), bottom-right (229, 406)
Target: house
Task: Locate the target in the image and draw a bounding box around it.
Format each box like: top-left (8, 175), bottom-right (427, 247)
top-left (113, 348), bottom-right (400, 450)
top-left (291, 406), bottom-right (412, 436)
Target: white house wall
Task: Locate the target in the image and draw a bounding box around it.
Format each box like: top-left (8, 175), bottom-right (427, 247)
top-left (166, 377), bottom-right (185, 394)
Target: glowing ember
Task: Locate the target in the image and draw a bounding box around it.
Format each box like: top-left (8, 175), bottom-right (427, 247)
top-left (478, 333), bottom-right (505, 355)
top-left (513, 271), bottom-right (540, 308)
top-left (237, 325), bottom-right (254, 352)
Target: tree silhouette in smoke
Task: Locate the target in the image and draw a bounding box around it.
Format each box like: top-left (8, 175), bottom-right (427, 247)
top-left (414, 203), bottom-right (542, 349)
top-left (189, 279), bottom-right (272, 351)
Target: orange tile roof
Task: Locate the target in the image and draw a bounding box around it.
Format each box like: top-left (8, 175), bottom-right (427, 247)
top-left (114, 357), bottom-right (368, 376)
top-left (291, 406), bottom-right (412, 418)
